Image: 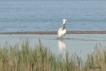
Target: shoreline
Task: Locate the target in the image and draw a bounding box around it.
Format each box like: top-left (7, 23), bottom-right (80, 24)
top-left (0, 31), bottom-right (106, 34)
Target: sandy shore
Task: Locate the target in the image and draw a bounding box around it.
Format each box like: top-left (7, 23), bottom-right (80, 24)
top-left (0, 31), bottom-right (106, 34)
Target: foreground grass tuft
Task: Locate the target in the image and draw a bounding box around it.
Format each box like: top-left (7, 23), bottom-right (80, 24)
top-left (0, 41), bottom-right (106, 71)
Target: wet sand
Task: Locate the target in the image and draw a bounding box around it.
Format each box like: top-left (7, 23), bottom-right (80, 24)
top-left (0, 31), bottom-right (106, 34)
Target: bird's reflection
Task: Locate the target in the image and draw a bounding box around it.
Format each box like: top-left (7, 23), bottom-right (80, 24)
top-left (18, 39), bottom-right (21, 50)
top-left (58, 39), bottom-right (66, 59)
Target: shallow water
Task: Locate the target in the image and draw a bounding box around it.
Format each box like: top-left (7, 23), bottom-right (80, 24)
top-left (0, 1), bottom-right (106, 32)
top-left (0, 34), bottom-right (106, 59)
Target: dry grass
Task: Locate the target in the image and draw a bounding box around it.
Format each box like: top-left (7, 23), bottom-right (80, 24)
top-left (0, 40), bottom-right (106, 71)
top-left (83, 43), bottom-right (106, 71)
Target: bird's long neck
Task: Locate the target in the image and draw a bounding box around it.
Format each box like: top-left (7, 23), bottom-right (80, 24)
top-left (62, 24), bottom-right (66, 30)
top-left (63, 21), bottom-right (66, 24)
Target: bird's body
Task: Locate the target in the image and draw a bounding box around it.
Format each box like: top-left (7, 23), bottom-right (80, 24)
top-left (57, 19), bottom-right (67, 38)
top-left (58, 27), bottom-right (66, 38)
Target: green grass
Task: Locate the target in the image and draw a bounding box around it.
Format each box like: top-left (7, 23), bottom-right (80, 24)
top-left (0, 40), bottom-right (106, 71)
top-left (83, 44), bottom-right (106, 71)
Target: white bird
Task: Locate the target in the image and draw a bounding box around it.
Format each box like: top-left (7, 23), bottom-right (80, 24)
top-left (57, 19), bottom-right (67, 38)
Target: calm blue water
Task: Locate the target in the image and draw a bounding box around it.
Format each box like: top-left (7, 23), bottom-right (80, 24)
top-left (0, 1), bottom-right (106, 32)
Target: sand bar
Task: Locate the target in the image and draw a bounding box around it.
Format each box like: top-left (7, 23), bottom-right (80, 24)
top-left (0, 31), bottom-right (106, 34)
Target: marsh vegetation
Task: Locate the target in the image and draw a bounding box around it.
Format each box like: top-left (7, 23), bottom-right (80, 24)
top-left (0, 40), bottom-right (105, 71)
